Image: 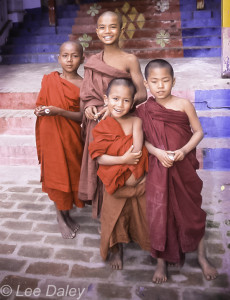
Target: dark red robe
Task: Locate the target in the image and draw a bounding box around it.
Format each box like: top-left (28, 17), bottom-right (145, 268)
top-left (137, 97), bottom-right (206, 263)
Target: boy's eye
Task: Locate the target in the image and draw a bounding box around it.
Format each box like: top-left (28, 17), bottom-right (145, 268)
top-left (113, 97), bottom-right (118, 101)
top-left (124, 99), bottom-right (130, 103)
top-left (163, 80), bottom-right (169, 82)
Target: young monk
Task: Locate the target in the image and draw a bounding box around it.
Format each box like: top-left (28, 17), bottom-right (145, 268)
top-left (89, 78), bottom-right (150, 269)
top-left (136, 59), bottom-right (218, 283)
top-left (79, 11), bottom-right (147, 218)
top-left (34, 41), bottom-right (85, 239)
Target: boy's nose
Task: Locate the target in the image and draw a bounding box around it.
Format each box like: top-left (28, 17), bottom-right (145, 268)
top-left (158, 81), bottom-right (164, 88)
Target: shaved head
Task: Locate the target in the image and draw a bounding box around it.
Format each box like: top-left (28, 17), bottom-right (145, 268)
top-left (59, 41), bottom-right (83, 57)
top-left (97, 11), bottom-right (123, 28)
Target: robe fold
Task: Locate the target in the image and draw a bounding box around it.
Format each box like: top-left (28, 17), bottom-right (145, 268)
top-left (88, 116), bottom-right (150, 259)
top-left (137, 97), bottom-right (206, 263)
top-left (88, 116), bottom-right (148, 194)
top-left (79, 51), bottom-right (131, 217)
top-left (35, 71), bottom-right (84, 210)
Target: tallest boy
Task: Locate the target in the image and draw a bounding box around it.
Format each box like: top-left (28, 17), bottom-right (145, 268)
top-left (78, 11), bottom-right (146, 218)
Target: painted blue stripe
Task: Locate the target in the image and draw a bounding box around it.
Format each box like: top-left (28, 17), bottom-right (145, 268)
top-left (199, 117), bottom-right (230, 138)
top-left (184, 48), bottom-right (221, 58)
top-left (203, 148), bottom-right (230, 170)
top-left (195, 89), bottom-right (230, 110)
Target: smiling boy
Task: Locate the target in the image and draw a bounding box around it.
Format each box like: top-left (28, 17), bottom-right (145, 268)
top-left (78, 11), bottom-right (147, 218)
top-left (89, 78), bottom-right (150, 269)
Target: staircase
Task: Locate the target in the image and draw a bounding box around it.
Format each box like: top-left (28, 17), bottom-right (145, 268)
top-left (0, 0), bottom-right (221, 64)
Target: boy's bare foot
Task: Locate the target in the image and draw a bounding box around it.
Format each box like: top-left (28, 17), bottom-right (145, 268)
top-left (198, 256), bottom-right (218, 280)
top-left (109, 243), bottom-right (123, 270)
top-left (56, 207), bottom-right (76, 239)
top-left (197, 236), bottom-right (218, 280)
top-left (64, 212), bottom-right (80, 233)
top-left (152, 258), bottom-right (167, 284)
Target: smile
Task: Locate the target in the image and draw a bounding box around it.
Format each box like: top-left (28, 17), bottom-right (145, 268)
top-left (103, 36), bottom-right (113, 40)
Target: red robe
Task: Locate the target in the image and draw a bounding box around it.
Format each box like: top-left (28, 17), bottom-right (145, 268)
top-left (35, 71), bottom-right (84, 210)
top-left (88, 116), bottom-right (150, 259)
top-left (88, 116), bottom-right (148, 194)
top-left (137, 97), bottom-right (206, 263)
top-left (79, 51), bottom-right (131, 217)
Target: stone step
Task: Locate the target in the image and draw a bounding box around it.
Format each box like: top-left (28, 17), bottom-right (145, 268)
top-left (0, 135), bottom-right (37, 165)
top-left (0, 110), bottom-right (35, 135)
top-left (0, 93), bottom-right (38, 109)
top-left (0, 133), bottom-right (229, 167)
top-left (72, 19), bottom-right (181, 34)
top-left (0, 108), bottom-right (229, 136)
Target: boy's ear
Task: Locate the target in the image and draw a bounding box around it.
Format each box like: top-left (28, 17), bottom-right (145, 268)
top-left (103, 94), bottom-right (108, 105)
top-left (144, 80), bottom-right (149, 89)
top-left (81, 56), bottom-right (85, 64)
top-left (172, 77), bottom-right (176, 87)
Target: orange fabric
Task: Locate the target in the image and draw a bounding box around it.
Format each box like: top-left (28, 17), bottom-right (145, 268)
top-left (88, 116), bottom-right (148, 194)
top-left (35, 71), bottom-right (84, 209)
top-left (100, 184), bottom-right (150, 260)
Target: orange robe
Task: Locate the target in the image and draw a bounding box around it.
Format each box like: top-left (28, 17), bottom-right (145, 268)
top-left (137, 97), bottom-right (206, 264)
top-left (89, 116), bottom-right (148, 194)
top-left (79, 51), bottom-right (131, 217)
top-left (89, 117), bottom-right (150, 259)
top-left (35, 71), bottom-right (84, 210)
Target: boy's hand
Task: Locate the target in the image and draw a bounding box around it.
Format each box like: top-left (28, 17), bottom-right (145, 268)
top-left (34, 106), bottom-right (61, 116)
top-left (97, 106), bottom-right (110, 121)
top-left (173, 149), bottom-right (186, 161)
top-left (156, 149), bottom-right (174, 168)
top-left (122, 145), bottom-right (142, 164)
top-left (85, 106), bottom-right (98, 120)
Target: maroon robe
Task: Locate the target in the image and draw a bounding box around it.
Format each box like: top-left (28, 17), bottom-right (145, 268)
top-left (79, 51), bottom-right (131, 218)
top-left (137, 97), bottom-right (206, 263)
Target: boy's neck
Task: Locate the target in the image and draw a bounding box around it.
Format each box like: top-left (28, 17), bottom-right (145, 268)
top-left (61, 71), bottom-right (79, 80)
top-left (103, 43), bottom-right (121, 54)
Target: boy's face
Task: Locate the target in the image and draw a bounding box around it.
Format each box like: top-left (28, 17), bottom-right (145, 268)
top-left (96, 14), bottom-right (123, 45)
top-left (145, 67), bottom-right (175, 101)
top-left (58, 43), bottom-right (83, 74)
top-left (104, 84), bottom-right (134, 119)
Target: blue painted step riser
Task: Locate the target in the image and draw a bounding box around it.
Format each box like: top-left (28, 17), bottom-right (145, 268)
top-left (1, 54), bottom-right (58, 64)
top-left (182, 28), bottom-right (221, 37)
top-left (183, 36), bottom-right (221, 47)
top-left (199, 117), bottom-right (230, 138)
top-left (195, 89), bottom-right (230, 110)
top-left (181, 18), bottom-right (221, 28)
top-left (203, 148), bottom-right (230, 170)
top-left (7, 35), bottom-right (69, 44)
top-left (184, 48), bottom-right (221, 58)
top-left (2, 44), bottom-right (60, 55)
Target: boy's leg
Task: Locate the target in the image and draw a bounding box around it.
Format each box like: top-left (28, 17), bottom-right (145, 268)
top-left (109, 243), bottom-right (123, 270)
top-left (153, 258), bottom-right (168, 284)
top-left (197, 236), bottom-right (218, 280)
top-left (55, 205), bottom-right (76, 239)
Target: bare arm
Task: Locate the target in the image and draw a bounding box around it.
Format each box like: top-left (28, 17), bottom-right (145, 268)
top-left (174, 100), bottom-right (204, 161)
top-left (97, 145), bottom-right (142, 165)
top-left (127, 55), bottom-right (147, 105)
top-left (132, 117), bottom-right (143, 153)
top-left (34, 105), bottom-right (82, 122)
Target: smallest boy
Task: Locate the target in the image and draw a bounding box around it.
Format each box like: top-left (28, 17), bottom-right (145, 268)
top-left (137, 59), bottom-right (218, 283)
top-left (35, 41), bottom-right (85, 239)
top-left (89, 78), bottom-right (150, 269)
